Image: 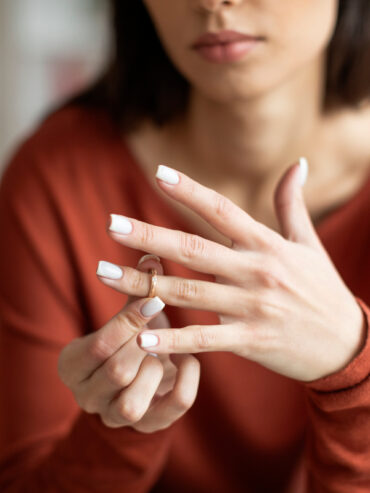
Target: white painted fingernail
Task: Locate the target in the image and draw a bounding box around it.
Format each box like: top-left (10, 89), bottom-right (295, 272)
top-left (138, 254), bottom-right (161, 265)
top-left (156, 165), bottom-right (180, 185)
top-left (109, 214), bottom-right (133, 234)
top-left (149, 352), bottom-right (158, 357)
top-left (141, 296), bottom-right (165, 317)
top-left (298, 157), bottom-right (309, 186)
top-left (140, 333), bottom-right (159, 348)
top-left (96, 261), bottom-right (123, 279)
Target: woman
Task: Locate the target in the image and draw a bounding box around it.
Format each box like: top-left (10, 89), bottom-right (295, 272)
top-left (0, 0), bottom-right (369, 491)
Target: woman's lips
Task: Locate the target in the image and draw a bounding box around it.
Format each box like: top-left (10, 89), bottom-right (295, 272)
top-left (191, 30), bottom-right (262, 63)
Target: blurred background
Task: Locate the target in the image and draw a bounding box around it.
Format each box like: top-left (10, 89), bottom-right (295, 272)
top-left (0, 0), bottom-right (111, 176)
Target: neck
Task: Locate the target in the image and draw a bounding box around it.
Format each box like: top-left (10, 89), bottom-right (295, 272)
top-left (177, 53), bottom-right (326, 189)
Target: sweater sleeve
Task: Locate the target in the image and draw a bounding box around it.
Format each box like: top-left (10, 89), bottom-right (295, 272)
top-left (0, 141), bottom-right (173, 492)
top-left (303, 293), bottom-right (370, 493)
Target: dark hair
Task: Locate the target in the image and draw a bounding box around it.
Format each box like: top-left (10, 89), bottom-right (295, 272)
top-left (72, 0), bottom-right (370, 131)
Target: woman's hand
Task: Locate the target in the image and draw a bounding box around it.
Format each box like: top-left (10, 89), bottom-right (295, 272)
top-left (58, 255), bottom-right (200, 432)
top-left (101, 160), bottom-right (367, 382)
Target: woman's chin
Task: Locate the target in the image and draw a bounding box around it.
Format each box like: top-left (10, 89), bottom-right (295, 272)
top-left (191, 79), bottom-right (272, 105)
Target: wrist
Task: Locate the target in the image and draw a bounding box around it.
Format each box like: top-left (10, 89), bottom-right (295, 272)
top-left (304, 296), bottom-right (369, 392)
top-left (340, 296), bottom-right (368, 370)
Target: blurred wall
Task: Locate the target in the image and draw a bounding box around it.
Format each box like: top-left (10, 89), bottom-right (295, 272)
top-left (0, 0), bottom-right (111, 175)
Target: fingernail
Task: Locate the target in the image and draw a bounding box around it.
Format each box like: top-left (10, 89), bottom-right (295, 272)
top-left (298, 157), bottom-right (309, 186)
top-left (156, 165), bottom-right (180, 185)
top-left (96, 261), bottom-right (123, 280)
top-left (148, 352), bottom-right (158, 357)
top-left (139, 333), bottom-right (159, 348)
top-left (138, 254), bottom-right (161, 266)
top-left (141, 296), bottom-right (165, 317)
top-left (109, 214), bottom-right (133, 234)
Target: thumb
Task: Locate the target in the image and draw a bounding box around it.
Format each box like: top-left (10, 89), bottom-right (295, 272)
top-left (273, 157), bottom-right (323, 251)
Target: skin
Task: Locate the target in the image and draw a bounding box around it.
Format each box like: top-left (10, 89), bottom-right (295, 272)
top-left (59, 0), bottom-right (369, 429)
top-left (58, 255), bottom-right (200, 431)
top-left (129, 0), bottom-right (370, 237)
top-left (102, 164), bottom-right (366, 382)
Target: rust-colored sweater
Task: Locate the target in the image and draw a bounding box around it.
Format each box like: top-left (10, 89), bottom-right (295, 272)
top-left (0, 107), bottom-right (369, 493)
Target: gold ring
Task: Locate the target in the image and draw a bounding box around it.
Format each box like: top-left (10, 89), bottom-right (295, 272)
top-left (148, 268), bottom-right (158, 298)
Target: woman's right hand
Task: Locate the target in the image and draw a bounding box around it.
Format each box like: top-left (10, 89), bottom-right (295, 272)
top-left (57, 256), bottom-right (200, 433)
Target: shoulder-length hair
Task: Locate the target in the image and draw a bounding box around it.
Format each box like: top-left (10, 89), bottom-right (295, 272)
top-left (72, 0), bottom-right (370, 131)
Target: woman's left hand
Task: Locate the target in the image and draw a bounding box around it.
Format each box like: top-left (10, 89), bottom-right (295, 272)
top-left (100, 160), bottom-right (367, 382)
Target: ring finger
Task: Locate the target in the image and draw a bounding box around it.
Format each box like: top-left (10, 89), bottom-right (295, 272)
top-left (97, 264), bottom-right (255, 317)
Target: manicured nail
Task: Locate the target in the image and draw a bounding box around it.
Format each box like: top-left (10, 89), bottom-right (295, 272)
top-left (109, 214), bottom-right (133, 234)
top-left (148, 352), bottom-right (158, 358)
top-left (138, 254), bottom-right (161, 265)
top-left (298, 157), bottom-right (309, 186)
top-left (141, 296), bottom-right (165, 317)
top-left (96, 261), bottom-right (123, 280)
top-left (156, 165), bottom-right (180, 185)
top-left (139, 333), bottom-right (159, 348)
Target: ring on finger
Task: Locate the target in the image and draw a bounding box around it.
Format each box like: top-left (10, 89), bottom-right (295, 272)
top-left (148, 268), bottom-right (158, 298)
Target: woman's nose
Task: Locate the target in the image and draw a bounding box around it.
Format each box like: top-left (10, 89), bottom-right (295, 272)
top-left (195, 0), bottom-right (243, 13)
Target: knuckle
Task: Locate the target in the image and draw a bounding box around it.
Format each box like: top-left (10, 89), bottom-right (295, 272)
top-left (213, 192), bottom-right (233, 220)
top-left (261, 290), bottom-right (285, 318)
top-left (57, 339), bottom-right (81, 386)
top-left (173, 279), bottom-right (199, 301)
top-left (87, 337), bottom-right (113, 363)
top-left (75, 392), bottom-right (98, 414)
top-left (130, 269), bottom-right (146, 292)
top-left (248, 326), bottom-right (279, 356)
top-left (173, 390), bottom-right (195, 412)
top-left (260, 270), bottom-right (281, 290)
top-left (255, 257), bottom-right (284, 290)
top-left (116, 309), bottom-right (144, 333)
top-left (118, 399), bottom-right (144, 423)
top-left (193, 326), bottom-right (214, 350)
top-left (179, 233), bottom-right (206, 261)
top-left (84, 400), bottom-right (98, 414)
top-left (105, 360), bottom-right (135, 388)
top-left (168, 330), bottom-right (182, 351)
top-left (249, 296), bottom-right (267, 319)
top-left (139, 222), bottom-right (154, 247)
top-left (249, 293), bottom-right (282, 320)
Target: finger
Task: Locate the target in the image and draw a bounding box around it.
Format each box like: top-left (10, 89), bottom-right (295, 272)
top-left (134, 353), bottom-right (200, 433)
top-left (106, 355), bottom-right (164, 427)
top-left (126, 254), bottom-right (164, 306)
top-left (155, 165), bottom-right (277, 249)
top-left (274, 159), bottom-right (326, 252)
top-left (130, 254), bottom-right (169, 333)
top-left (136, 323), bottom-right (245, 355)
top-left (75, 335), bottom-right (148, 414)
top-left (97, 265), bottom-right (256, 317)
top-left (107, 214), bottom-right (239, 277)
top-left (59, 295), bottom-right (165, 386)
